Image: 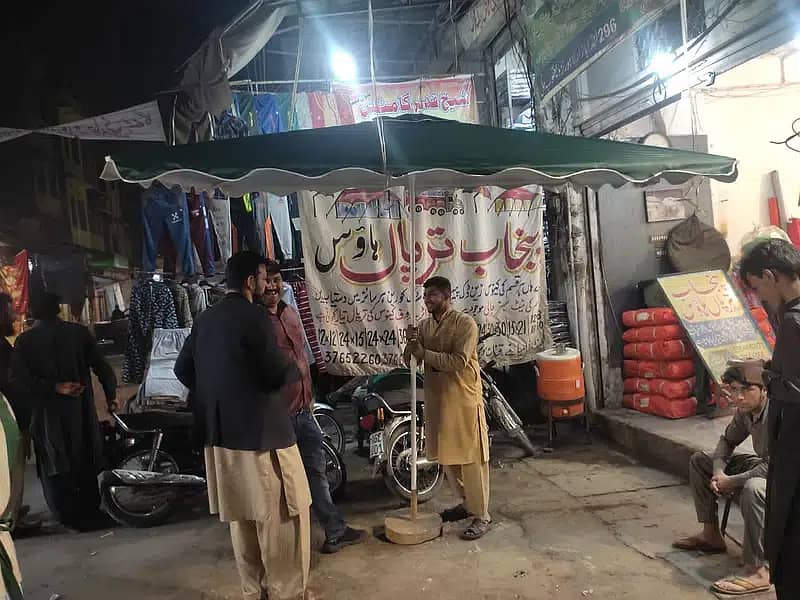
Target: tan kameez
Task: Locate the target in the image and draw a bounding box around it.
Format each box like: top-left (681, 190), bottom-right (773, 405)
top-left (404, 309), bottom-right (490, 466)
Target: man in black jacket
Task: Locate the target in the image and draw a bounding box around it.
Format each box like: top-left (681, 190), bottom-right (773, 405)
top-left (12, 293), bottom-right (117, 531)
top-left (741, 239), bottom-right (800, 599)
top-left (175, 251), bottom-right (317, 600)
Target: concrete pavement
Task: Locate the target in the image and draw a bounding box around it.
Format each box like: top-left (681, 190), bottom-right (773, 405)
top-left (13, 431), bottom-right (773, 599)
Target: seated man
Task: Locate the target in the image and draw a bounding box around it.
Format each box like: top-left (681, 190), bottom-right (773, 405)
top-left (673, 365), bottom-right (770, 596)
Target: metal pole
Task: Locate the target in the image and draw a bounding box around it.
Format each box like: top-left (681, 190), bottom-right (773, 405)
top-left (304, 2), bottom-right (442, 19)
top-left (408, 174), bottom-right (418, 521)
top-left (289, 16), bottom-right (304, 130)
top-left (679, 0), bottom-right (696, 150)
top-left (230, 74), bottom-right (480, 85)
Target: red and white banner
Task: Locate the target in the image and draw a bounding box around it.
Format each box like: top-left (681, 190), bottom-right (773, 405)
top-left (300, 186), bottom-right (548, 375)
top-left (332, 76), bottom-right (479, 124)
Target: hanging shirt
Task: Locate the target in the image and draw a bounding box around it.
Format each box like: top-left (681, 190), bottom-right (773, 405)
top-left (282, 283), bottom-right (313, 365)
top-left (288, 280), bottom-right (326, 372)
top-left (123, 280), bottom-right (179, 383)
top-left (268, 194), bottom-right (294, 260)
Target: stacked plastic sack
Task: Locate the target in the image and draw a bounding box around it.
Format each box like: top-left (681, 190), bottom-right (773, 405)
top-left (622, 308), bottom-right (698, 419)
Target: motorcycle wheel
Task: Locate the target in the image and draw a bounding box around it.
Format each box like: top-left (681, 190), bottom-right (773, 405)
top-left (383, 423), bottom-right (444, 503)
top-left (315, 409), bottom-right (346, 455)
top-left (101, 449), bottom-right (180, 528)
top-left (322, 439), bottom-right (347, 500)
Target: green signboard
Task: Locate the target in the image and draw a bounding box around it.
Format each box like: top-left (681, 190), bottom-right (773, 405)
top-left (523, 0), bottom-right (673, 101)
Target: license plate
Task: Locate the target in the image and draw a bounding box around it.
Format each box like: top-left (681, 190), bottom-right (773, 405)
top-left (369, 431), bottom-right (384, 459)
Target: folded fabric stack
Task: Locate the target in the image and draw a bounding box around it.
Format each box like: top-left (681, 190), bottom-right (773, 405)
top-left (621, 308), bottom-right (697, 419)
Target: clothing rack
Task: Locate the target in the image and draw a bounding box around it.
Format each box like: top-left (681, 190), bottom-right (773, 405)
top-left (132, 270), bottom-right (169, 282)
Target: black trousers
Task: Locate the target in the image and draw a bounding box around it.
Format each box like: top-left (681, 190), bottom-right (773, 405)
top-left (39, 467), bottom-right (101, 529)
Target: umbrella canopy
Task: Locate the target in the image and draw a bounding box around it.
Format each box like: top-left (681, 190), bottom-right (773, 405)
top-left (101, 115), bottom-right (737, 195)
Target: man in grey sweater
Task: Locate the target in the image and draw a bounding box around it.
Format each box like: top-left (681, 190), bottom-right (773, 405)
top-left (673, 365), bottom-right (770, 595)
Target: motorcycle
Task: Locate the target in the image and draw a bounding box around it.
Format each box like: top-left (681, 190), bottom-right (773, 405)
top-left (313, 402), bottom-right (346, 456)
top-left (99, 410), bottom-right (347, 527)
top-left (351, 334), bottom-right (537, 502)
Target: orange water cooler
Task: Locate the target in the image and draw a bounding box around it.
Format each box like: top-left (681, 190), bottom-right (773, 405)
top-left (535, 344), bottom-right (587, 449)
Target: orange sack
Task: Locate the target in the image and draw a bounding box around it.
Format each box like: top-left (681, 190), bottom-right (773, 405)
top-left (623, 340), bottom-right (695, 361)
top-left (623, 377), bottom-right (696, 399)
top-left (622, 324), bottom-right (686, 343)
top-left (750, 306), bottom-right (768, 322)
top-left (624, 394), bottom-right (697, 419)
top-left (622, 308), bottom-right (679, 328)
top-left (623, 360), bottom-right (696, 380)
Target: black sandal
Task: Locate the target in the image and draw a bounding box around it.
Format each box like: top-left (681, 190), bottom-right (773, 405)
top-left (440, 505), bottom-right (472, 523)
top-left (460, 517), bottom-right (492, 540)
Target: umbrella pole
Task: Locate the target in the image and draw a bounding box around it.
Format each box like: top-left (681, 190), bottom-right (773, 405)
top-left (384, 175), bottom-right (442, 545)
top-left (408, 175), bottom-right (418, 521)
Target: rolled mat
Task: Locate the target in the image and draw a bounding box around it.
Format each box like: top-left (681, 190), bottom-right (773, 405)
top-left (623, 359), bottom-right (696, 380)
top-left (622, 308), bottom-right (679, 328)
top-left (624, 394), bottom-right (697, 419)
top-left (623, 377), bottom-right (696, 399)
top-left (622, 324), bottom-right (686, 343)
top-left (623, 340), bottom-right (695, 361)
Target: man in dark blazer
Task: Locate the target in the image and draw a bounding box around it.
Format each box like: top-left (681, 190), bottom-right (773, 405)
top-left (741, 239), bottom-right (800, 599)
top-left (175, 251), bottom-right (318, 600)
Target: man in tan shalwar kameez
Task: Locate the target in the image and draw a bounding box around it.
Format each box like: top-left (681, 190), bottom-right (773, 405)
top-left (175, 251), bottom-right (319, 600)
top-left (404, 276), bottom-right (491, 540)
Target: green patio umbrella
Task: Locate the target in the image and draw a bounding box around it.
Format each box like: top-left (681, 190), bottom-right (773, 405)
top-left (101, 113), bottom-right (738, 531)
top-left (101, 114), bottom-right (737, 194)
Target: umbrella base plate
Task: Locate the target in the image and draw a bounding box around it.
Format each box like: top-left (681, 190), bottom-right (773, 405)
top-left (385, 512), bottom-right (442, 545)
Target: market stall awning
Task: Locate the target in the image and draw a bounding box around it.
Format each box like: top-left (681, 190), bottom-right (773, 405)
top-left (101, 115), bottom-right (738, 194)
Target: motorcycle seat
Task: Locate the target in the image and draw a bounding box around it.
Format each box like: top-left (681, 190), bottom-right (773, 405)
top-left (117, 410), bottom-right (195, 431)
top-left (380, 389), bottom-right (426, 408)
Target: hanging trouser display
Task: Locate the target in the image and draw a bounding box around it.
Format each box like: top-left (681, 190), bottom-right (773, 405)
top-left (187, 190), bottom-right (216, 276)
top-left (253, 193), bottom-right (269, 256)
top-left (230, 195), bottom-right (261, 253)
top-left (142, 185), bottom-right (194, 275)
top-left (208, 190), bottom-right (232, 263)
top-left (268, 194), bottom-right (294, 260)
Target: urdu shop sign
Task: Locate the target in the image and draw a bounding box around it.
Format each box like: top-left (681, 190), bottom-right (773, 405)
top-left (658, 270), bottom-right (772, 383)
top-left (524, 0), bottom-right (673, 101)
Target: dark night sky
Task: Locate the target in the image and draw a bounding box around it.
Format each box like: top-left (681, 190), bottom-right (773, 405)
top-left (0, 1), bottom-right (251, 127)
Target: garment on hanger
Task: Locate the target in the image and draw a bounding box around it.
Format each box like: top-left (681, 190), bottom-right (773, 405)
top-left (123, 278), bottom-right (179, 383)
top-left (264, 213), bottom-right (275, 259)
top-left (166, 279), bottom-right (193, 328)
top-left (267, 194), bottom-right (293, 260)
top-left (229, 195), bottom-right (261, 254)
top-left (253, 94), bottom-right (286, 134)
top-left (282, 282), bottom-right (314, 365)
top-left (207, 190), bottom-right (232, 262)
top-left (186, 190), bottom-right (216, 276)
top-left (253, 192), bottom-right (269, 256)
top-left (287, 279), bottom-right (326, 372)
top-left (142, 184), bottom-right (194, 275)
top-left (185, 282), bottom-right (208, 317)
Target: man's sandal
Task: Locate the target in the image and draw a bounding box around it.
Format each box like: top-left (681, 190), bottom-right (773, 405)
top-left (460, 517), bottom-right (492, 540)
top-left (710, 575), bottom-right (771, 595)
top-left (672, 536), bottom-right (727, 554)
